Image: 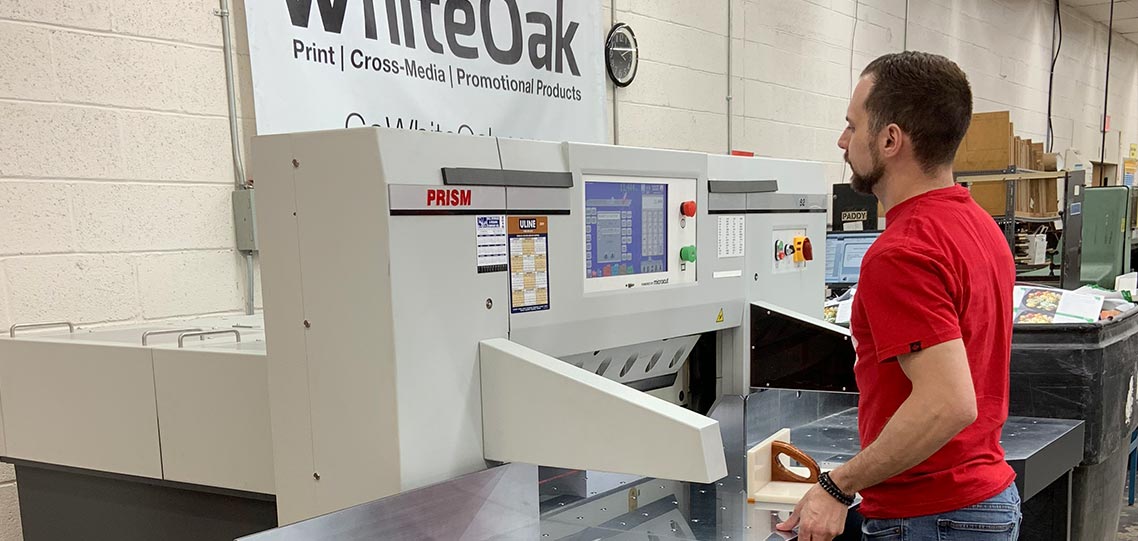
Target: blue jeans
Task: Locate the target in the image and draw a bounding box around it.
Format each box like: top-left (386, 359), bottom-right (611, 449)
top-left (860, 484), bottom-right (1022, 540)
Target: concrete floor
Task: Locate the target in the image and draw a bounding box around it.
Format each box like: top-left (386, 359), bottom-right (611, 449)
top-left (1122, 497), bottom-right (1138, 540)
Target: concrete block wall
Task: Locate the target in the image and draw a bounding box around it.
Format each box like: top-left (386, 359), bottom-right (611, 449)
top-left (0, 1), bottom-right (259, 336)
top-left (610, 0), bottom-right (1138, 186)
top-left (608, 0), bottom-right (732, 154)
top-left (904, 1), bottom-right (1138, 166)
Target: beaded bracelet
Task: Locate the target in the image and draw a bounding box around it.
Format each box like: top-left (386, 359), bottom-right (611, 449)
top-left (819, 472), bottom-right (856, 506)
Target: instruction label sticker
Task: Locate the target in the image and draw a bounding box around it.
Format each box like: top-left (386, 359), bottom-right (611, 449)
top-left (508, 216), bottom-right (550, 314)
top-left (476, 215), bottom-right (508, 273)
top-left (717, 215), bottom-right (745, 258)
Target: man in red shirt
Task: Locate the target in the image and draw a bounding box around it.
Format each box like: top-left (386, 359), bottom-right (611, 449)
top-left (777, 52), bottom-right (1020, 540)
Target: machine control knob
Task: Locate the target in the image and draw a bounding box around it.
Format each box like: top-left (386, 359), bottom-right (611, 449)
top-left (680, 245), bottom-right (697, 263)
top-left (680, 201), bottom-right (697, 217)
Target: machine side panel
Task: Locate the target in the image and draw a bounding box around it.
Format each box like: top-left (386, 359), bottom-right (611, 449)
top-left (745, 212), bottom-right (827, 318)
top-left (376, 128), bottom-right (502, 185)
top-left (708, 155), bottom-right (829, 395)
top-left (388, 216), bottom-right (508, 490)
top-left (378, 129), bottom-right (509, 490)
top-left (496, 138), bottom-right (570, 174)
top-left (289, 130), bottom-right (403, 517)
top-left (0, 340), bottom-right (162, 478)
top-left (728, 157), bottom-right (828, 316)
top-left (253, 133), bottom-right (320, 523)
top-left (716, 328), bottom-right (743, 397)
top-left (152, 348), bottom-right (274, 494)
top-left (508, 143), bottom-right (745, 357)
top-left (707, 155), bottom-right (828, 194)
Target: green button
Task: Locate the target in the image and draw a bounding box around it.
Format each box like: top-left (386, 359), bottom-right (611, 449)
top-left (680, 245), bottom-right (697, 263)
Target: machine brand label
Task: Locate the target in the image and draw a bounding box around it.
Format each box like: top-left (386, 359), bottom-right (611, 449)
top-left (388, 184), bottom-right (505, 212)
top-left (841, 210), bottom-right (868, 222)
top-left (427, 188), bottom-right (473, 207)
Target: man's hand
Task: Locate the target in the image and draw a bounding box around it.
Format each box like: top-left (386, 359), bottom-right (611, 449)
top-left (775, 484), bottom-right (848, 541)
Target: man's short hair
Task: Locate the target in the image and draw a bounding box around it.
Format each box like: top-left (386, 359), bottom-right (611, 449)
top-left (861, 51), bottom-right (973, 173)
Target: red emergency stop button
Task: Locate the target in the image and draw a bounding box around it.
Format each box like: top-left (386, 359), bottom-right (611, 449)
top-left (681, 201), bottom-right (697, 217)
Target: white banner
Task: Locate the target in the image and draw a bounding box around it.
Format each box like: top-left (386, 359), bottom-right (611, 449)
top-left (245, 0), bottom-right (606, 142)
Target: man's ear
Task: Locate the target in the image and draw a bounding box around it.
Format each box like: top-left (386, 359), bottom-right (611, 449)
top-left (880, 123), bottom-right (904, 159)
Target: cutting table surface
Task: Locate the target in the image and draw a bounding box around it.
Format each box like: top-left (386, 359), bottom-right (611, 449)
top-left (241, 391), bottom-right (1084, 541)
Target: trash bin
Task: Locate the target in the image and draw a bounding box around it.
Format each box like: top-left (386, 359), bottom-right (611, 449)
top-left (1070, 448), bottom-right (1128, 541)
top-left (1009, 308), bottom-right (1138, 541)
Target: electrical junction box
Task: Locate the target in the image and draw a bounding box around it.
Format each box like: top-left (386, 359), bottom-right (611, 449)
top-left (233, 189), bottom-right (259, 252)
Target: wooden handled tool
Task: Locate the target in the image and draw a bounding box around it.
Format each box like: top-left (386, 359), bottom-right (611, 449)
top-left (770, 441), bottom-right (820, 484)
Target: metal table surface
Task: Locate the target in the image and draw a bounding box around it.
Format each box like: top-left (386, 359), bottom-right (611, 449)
top-left (241, 390), bottom-right (1084, 541)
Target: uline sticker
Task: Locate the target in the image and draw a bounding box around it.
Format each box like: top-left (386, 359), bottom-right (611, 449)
top-left (508, 216), bottom-right (550, 313)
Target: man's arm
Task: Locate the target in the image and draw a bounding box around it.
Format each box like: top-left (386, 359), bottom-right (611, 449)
top-left (829, 338), bottom-right (977, 494)
top-left (775, 339), bottom-right (977, 538)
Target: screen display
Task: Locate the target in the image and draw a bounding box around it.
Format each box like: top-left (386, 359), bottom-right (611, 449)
top-left (824, 232), bottom-right (880, 285)
top-left (585, 181), bottom-right (668, 278)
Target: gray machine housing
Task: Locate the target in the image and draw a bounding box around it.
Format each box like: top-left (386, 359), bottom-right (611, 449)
top-left (252, 127), bottom-right (830, 524)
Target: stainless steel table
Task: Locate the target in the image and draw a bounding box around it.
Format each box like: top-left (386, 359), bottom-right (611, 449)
top-left (242, 390), bottom-right (1084, 541)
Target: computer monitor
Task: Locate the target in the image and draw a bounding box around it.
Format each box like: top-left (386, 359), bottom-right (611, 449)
top-left (825, 231), bottom-right (881, 286)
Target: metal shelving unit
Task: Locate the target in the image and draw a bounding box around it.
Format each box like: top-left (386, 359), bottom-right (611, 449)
top-left (956, 168), bottom-right (1086, 290)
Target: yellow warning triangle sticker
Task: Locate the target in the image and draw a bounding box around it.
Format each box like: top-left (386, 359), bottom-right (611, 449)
top-left (716, 308), bottom-right (725, 323)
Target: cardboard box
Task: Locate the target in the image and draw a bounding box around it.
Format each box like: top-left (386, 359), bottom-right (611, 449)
top-left (968, 176), bottom-right (1061, 218)
top-left (969, 182), bottom-right (1007, 215)
top-left (955, 111), bottom-right (1014, 172)
top-left (1017, 138), bottom-right (1032, 170)
top-left (1017, 177), bottom-right (1060, 217)
top-left (1042, 153), bottom-right (1059, 171)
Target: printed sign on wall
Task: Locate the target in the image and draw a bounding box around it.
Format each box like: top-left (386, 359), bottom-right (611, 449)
top-left (245, 0), bottom-right (605, 142)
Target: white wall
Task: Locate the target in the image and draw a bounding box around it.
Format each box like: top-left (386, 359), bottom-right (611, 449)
top-left (0, 1), bottom-right (258, 337)
top-left (611, 0), bottom-right (1138, 185)
top-left (0, 1), bottom-right (1136, 539)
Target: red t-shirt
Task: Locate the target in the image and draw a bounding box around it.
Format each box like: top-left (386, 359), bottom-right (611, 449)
top-left (850, 184), bottom-right (1016, 519)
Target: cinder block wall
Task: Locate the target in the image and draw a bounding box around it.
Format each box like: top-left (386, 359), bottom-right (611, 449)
top-left (0, 1), bottom-right (1135, 539)
top-left (0, 1), bottom-right (258, 334)
top-left (611, 0), bottom-right (1138, 186)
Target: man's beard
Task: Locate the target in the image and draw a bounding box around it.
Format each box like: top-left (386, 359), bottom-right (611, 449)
top-left (849, 147), bottom-right (885, 196)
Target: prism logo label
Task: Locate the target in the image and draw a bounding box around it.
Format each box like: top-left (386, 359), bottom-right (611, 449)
top-left (426, 188), bottom-right (472, 207)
